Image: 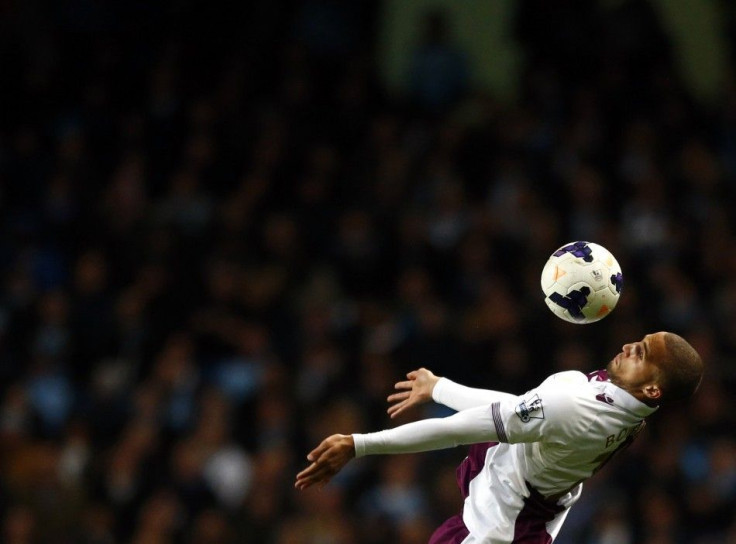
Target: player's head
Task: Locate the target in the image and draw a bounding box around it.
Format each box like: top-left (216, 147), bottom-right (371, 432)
top-left (606, 331), bottom-right (703, 406)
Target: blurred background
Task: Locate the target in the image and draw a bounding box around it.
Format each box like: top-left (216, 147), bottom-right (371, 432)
top-left (1, 0), bottom-right (736, 542)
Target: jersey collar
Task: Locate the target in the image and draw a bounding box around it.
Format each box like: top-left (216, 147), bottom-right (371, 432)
top-left (606, 382), bottom-right (659, 417)
top-left (589, 369), bottom-right (658, 417)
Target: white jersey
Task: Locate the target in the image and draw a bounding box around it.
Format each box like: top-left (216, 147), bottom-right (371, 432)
top-left (482, 369), bottom-right (655, 497)
top-left (456, 369), bottom-right (654, 542)
top-left (353, 369), bottom-right (656, 543)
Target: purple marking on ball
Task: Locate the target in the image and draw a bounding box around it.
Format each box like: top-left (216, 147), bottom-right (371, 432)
top-left (553, 241), bottom-right (594, 263)
top-left (611, 272), bottom-right (623, 294)
top-left (548, 286), bottom-right (591, 319)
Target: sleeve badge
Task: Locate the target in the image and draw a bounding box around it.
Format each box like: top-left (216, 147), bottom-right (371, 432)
top-left (515, 394), bottom-right (545, 422)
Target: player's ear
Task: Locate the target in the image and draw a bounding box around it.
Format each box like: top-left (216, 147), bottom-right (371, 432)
top-left (643, 383), bottom-right (661, 401)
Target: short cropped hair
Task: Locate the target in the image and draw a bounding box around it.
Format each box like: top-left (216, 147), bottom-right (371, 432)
top-left (659, 333), bottom-right (704, 404)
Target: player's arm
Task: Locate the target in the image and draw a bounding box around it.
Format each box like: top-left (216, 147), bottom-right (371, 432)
top-left (295, 404), bottom-right (500, 490)
top-left (387, 368), bottom-right (517, 418)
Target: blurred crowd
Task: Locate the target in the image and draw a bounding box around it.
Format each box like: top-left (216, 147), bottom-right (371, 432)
top-left (1, 1), bottom-right (736, 543)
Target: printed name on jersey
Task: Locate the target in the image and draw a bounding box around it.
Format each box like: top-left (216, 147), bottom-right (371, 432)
top-left (604, 421), bottom-right (645, 448)
top-left (515, 393), bottom-right (545, 423)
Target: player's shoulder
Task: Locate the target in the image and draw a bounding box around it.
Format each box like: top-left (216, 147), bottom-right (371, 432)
top-left (534, 371), bottom-right (598, 409)
top-left (540, 370), bottom-right (590, 389)
top-left (508, 372), bottom-right (588, 426)
top-left (523, 371), bottom-right (605, 427)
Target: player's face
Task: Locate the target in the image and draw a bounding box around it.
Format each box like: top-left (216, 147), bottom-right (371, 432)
top-left (607, 332), bottom-right (667, 403)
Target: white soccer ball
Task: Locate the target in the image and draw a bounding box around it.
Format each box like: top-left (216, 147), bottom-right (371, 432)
top-left (540, 241), bottom-right (623, 324)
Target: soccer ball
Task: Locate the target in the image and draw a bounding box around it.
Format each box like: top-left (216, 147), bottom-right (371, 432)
top-left (540, 241), bottom-right (623, 324)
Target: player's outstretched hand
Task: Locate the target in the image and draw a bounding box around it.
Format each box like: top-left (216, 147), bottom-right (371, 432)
top-left (387, 368), bottom-right (440, 419)
top-left (295, 434), bottom-right (355, 490)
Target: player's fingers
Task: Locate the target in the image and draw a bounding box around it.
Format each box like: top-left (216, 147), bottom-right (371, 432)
top-left (296, 457), bottom-right (340, 489)
top-left (387, 391), bottom-right (410, 403)
top-left (388, 400), bottom-right (407, 418)
top-left (297, 463), bottom-right (330, 483)
top-left (296, 457), bottom-right (331, 484)
top-left (394, 380), bottom-right (413, 391)
top-left (295, 467), bottom-right (326, 489)
top-left (406, 370), bottom-right (418, 379)
top-left (295, 467), bottom-right (318, 489)
top-left (295, 462), bottom-right (317, 482)
top-left (306, 439), bottom-right (333, 462)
